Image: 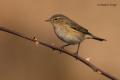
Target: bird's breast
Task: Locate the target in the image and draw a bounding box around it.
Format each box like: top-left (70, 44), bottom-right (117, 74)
top-left (53, 24), bottom-right (85, 44)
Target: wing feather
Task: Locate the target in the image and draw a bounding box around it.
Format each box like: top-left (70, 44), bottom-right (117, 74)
top-left (69, 20), bottom-right (91, 35)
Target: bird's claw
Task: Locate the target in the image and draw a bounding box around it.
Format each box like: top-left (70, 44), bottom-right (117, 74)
top-left (73, 52), bottom-right (79, 59)
top-left (59, 46), bottom-right (65, 54)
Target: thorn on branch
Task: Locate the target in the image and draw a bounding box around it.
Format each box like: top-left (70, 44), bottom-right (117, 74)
top-left (85, 57), bottom-right (91, 61)
top-left (33, 37), bottom-right (39, 46)
top-left (97, 70), bottom-right (102, 74)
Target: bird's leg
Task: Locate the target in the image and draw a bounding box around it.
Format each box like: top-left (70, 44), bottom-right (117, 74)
top-left (74, 43), bottom-right (81, 57)
top-left (59, 44), bottom-right (71, 54)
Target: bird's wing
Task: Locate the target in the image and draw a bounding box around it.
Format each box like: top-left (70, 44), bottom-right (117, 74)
top-left (69, 21), bottom-right (91, 35)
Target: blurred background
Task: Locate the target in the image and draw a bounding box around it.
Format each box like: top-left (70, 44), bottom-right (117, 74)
top-left (0, 0), bottom-right (120, 80)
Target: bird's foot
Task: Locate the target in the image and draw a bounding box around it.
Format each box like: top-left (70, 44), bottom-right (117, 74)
top-left (73, 52), bottom-right (79, 59)
top-left (59, 46), bottom-right (65, 54)
top-left (58, 44), bottom-right (71, 54)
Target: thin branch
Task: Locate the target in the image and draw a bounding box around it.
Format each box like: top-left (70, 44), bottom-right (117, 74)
top-left (0, 26), bottom-right (118, 80)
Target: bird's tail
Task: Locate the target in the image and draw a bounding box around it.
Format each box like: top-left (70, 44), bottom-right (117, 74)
top-left (87, 33), bottom-right (107, 41)
top-left (92, 36), bottom-right (106, 41)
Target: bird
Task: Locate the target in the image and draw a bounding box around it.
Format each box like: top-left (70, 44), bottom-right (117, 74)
top-left (45, 14), bottom-right (106, 56)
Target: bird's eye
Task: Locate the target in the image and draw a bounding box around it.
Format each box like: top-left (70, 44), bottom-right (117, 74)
top-left (54, 18), bottom-right (58, 20)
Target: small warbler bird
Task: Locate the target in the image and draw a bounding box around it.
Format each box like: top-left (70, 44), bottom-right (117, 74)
top-left (46, 14), bottom-right (106, 56)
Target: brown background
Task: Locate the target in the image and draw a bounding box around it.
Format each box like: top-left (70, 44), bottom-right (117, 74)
top-left (0, 0), bottom-right (120, 80)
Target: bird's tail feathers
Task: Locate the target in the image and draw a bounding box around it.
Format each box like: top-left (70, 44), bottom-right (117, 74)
top-left (87, 34), bottom-right (107, 41)
top-left (92, 35), bottom-right (106, 41)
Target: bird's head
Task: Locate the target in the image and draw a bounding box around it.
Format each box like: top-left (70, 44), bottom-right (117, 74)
top-left (45, 14), bottom-right (70, 25)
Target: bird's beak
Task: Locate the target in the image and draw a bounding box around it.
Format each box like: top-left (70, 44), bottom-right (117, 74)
top-left (45, 19), bottom-right (51, 22)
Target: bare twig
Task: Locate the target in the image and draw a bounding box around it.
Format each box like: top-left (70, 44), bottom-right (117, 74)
top-left (0, 26), bottom-right (118, 80)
